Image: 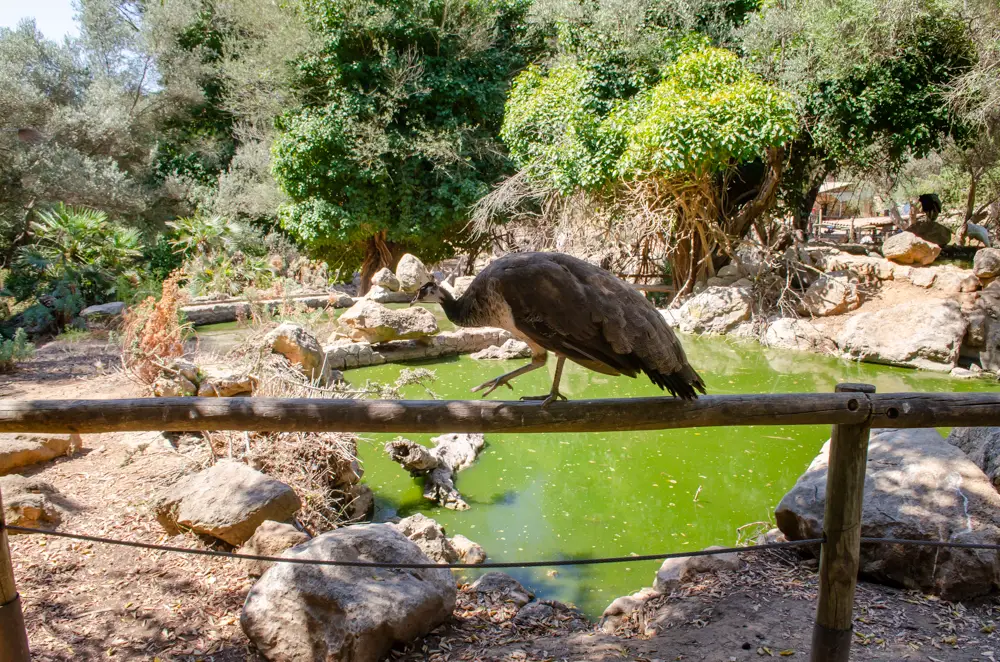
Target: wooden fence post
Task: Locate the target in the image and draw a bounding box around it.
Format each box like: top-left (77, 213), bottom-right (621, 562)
top-left (0, 484), bottom-right (31, 662)
top-left (810, 383), bottom-right (875, 662)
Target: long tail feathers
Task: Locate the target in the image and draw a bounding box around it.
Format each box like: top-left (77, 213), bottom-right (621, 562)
top-left (644, 365), bottom-right (706, 400)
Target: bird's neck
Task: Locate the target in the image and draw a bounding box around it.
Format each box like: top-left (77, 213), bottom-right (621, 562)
top-left (438, 290), bottom-right (473, 327)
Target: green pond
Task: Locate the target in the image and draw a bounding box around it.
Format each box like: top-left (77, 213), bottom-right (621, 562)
top-left (348, 335), bottom-right (1000, 617)
top-left (193, 310), bottom-right (1000, 616)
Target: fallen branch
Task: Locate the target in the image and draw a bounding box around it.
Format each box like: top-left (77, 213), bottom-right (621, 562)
top-left (384, 433), bottom-right (485, 510)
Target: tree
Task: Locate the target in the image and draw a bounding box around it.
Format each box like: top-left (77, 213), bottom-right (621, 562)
top-left (740, 0), bottom-right (977, 235)
top-left (483, 22), bottom-right (796, 294)
top-left (271, 0), bottom-right (540, 292)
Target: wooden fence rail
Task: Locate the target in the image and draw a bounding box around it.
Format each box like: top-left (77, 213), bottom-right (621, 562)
top-left (2, 386), bottom-right (999, 662)
top-left (0, 391), bottom-right (999, 434)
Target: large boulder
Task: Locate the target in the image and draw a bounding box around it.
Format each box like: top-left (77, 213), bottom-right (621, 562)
top-left (0, 474), bottom-right (64, 531)
top-left (763, 318), bottom-right (837, 354)
top-left (946, 427), bottom-right (1000, 487)
top-left (0, 433), bottom-right (80, 475)
top-left (799, 271), bottom-right (860, 317)
top-left (264, 323), bottom-right (327, 382)
top-left (337, 299), bottom-right (438, 344)
top-left (196, 365), bottom-right (257, 397)
top-left (668, 286), bottom-right (752, 335)
top-left (836, 300), bottom-right (967, 371)
top-left (155, 460), bottom-right (301, 546)
top-left (389, 513), bottom-right (486, 564)
top-left (237, 520), bottom-right (310, 578)
top-left (371, 267), bottom-right (400, 292)
top-left (240, 524), bottom-right (456, 662)
top-left (777, 428), bottom-right (1000, 600)
top-left (974, 248), bottom-right (1000, 283)
top-left (882, 231), bottom-right (941, 265)
top-left (395, 254), bottom-right (432, 293)
top-left (908, 220), bottom-right (952, 248)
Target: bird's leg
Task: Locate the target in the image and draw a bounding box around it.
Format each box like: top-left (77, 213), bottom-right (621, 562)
top-left (471, 353), bottom-right (547, 398)
top-left (520, 356), bottom-right (568, 407)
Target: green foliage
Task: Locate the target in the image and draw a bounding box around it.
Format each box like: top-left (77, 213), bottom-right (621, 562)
top-left (0, 328), bottom-right (34, 372)
top-left (271, 0), bottom-right (540, 270)
top-left (502, 45), bottom-right (796, 190)
top-left (168, 214), bottom-right (278, 296)
top-left (741, 0), bottom-right (978, 222)
top-left (617, 48), bottom-right (797, 176)
top-left (11, 204), bottom-right (142, 306)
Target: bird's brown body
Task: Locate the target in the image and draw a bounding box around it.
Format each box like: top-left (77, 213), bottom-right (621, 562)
top-left (413, 252), bottom-right (705, 402)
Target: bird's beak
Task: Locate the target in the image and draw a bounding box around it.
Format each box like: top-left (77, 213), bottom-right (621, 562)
top-left (408, 297), bottom-right (418, 308)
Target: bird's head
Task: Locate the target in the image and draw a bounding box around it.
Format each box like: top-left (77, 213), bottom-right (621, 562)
top-left (410, 281), bottom-right (449, 306)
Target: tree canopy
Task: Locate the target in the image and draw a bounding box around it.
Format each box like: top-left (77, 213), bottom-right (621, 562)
top-left (271, 0), bottom-right (540, 288)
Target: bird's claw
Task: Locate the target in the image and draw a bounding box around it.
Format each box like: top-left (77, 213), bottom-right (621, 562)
top-left (519, 392), bottom-right (568, 408)
top-left (471, 376), bottom-right (515, 398)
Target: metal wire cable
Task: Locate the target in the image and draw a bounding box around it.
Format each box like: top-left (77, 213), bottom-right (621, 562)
top-left (1, 524), bottom-right (822, 569)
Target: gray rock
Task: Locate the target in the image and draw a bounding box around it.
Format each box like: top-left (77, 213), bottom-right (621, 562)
top-left (450, 534), bottom-right (486, 564)
top-left (776, 428), bottom-right (1000, 600)
top-left (974, 248), bottom-right (1000, 281)
top-left (837, 300), bottom-right (967, 371)
top-left (470, 338), bottom-right (531, 360)
top-left (513, 601), bottom-right (555, 624)
top-left (910, 267), bottom-right (936, 288)
top-left (395, 254), bottom-right (432, 293)
top-left (390, 513), bottom-right (458, 564)
top-left (882, 232), bottom-right (940, 265)
top-left (241, 524), bottom-right (456, 662)
top-left (908, 220), bottom-right (952, 247)
top-left (669, 286), bottom-right (752, 335)
top-left (763, 318), bottom-right (837, 354)
top-left (451, 276), bottom-right (476, 298)
top-left (946, 427), bottom-right (1000, 488)
top-left (0, 474), bottom-right (63, 531)
top-left (0, 433), bottom-right (80, 475)
top-left (653, 546), bottom-right (741, 593)
top-left (365, 284), bottom-right (412, 303)
top-left (264, 323), bottom-right (327, 382)
top-left (80, 301), bottom-right (126, 318)
top-left (338, 299), bottom-right (438, 344)
top-left (600, 588), bottom-right (659, 633)
top-left (468, 572), bottom-right (533, 607)
top-left (371, 267), bottom-right (400, 292)
top-left (237, 520), bottom-right (310, 577)
top-left (196, 365), bottom-right (257, 397)
top-left (799, 271), bottom-right (860, 317)
top-left (155, 460), bottom-right (301, 546)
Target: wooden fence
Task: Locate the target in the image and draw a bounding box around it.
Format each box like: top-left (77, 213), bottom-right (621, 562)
top-left (2, 385), bottom-right (1000, 662)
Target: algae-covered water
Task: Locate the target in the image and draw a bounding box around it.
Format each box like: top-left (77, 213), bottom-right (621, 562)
top-left (350, 336), bottom-right (1000, 616)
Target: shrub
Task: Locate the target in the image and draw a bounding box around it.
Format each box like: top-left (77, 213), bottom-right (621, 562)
top-left (121, 271), bottom-right (187, 384)
top-left (0, 328), bottom-right (35, 372)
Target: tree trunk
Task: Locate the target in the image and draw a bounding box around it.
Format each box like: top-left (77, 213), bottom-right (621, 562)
top-left (793, 177), bottom-right (825, 240)
top-left (957, 176), bottom-right (979, 246)
top-left (358, 231), bottom-right (404, 296)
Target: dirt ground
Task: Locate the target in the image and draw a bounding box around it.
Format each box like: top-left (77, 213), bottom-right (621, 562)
top-left (4, 336), bottom-right (1000, 661)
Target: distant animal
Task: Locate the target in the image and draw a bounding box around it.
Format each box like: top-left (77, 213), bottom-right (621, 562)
top-left (967, 222), bottom-right (992, 247)
top-left (918, 193), bottom-right (942, 222)
top-left (410, 252), bottom-right (706, 405)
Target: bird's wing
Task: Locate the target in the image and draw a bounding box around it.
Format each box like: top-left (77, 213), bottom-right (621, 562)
top-left (494, 257), bottom-right (642, 377)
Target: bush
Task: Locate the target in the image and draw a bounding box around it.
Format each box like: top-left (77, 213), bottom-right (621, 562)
top-left (121, 272), bottom-right (187, 385)
top-left (0, 328), bottom-right (35, 372)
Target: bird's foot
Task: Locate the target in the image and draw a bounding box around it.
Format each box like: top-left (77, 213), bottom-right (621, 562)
top-left (471, 375), bottom-right (516, 398)
top-left (519, 392), bottom-right (568, 408)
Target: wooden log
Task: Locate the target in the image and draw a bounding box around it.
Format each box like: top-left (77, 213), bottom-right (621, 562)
top-left (811, 383), bottom-right (875, 662)
top-left (0, 391), bottom-right (998, 435)
top-left (0, 485), bottom-right (31, 662)
top-left (0, 393), bottom-right (875, 434)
